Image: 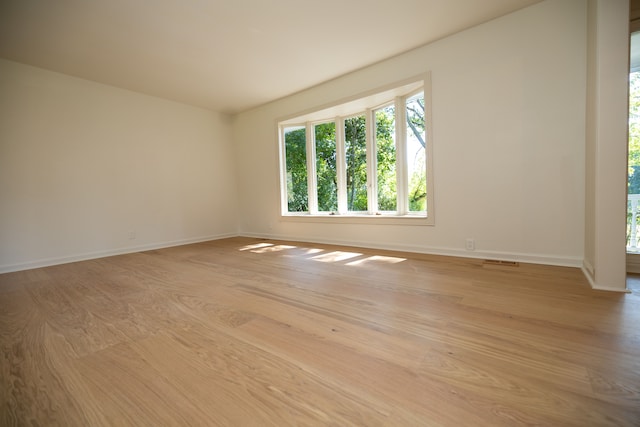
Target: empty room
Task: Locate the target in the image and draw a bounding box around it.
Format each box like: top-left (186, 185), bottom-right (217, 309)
top-left (1, 0), bottom-right (639, 425)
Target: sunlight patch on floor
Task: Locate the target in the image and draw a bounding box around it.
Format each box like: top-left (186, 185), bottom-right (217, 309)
top-left (239, 243), bottom-right (273, 251)
top-left (250, 245), bottom-right (297, 254)
top-left (238, 241), bottom-right (406, 266)
top-left (238, 242), bottom-right (298, 254)
top-left (301, 248), bottom-right (324, 255)
top-left (311, 251), bottom-right (362, 263)
top-left (346, 255), bottom-right (406, 266)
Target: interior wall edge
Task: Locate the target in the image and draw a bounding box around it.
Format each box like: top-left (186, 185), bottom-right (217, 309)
top-left (0, 233), bottom-right (238, 274)
top-left (582, 260), bottom-right (632, 293)
top-left (581, 261), bottom-right (596, 288)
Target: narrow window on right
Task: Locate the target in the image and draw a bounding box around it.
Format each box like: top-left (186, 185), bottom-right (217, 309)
top-left (406, 92), bottom-right (426, 213)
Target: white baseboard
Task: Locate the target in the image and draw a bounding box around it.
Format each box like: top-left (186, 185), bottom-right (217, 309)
top-left (241, 232), bottom-right (583, 268)
top-left (590, 285), bottom-right (631, 293)
top-left (581, 260), bottom-right (630, 293)
top-left (0, 233), bottom-right (237, 274)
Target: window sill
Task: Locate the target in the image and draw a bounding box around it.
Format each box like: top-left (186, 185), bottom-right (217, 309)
top-left (280, 213), bottom-right (433, 226)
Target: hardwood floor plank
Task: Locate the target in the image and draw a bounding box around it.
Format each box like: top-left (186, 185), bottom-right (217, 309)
top-left (235, 315), bottom-right (522, 426)
top-left (74, 341), bottom-right (213, 426)
top-left (417, 343), bottom-right (639, 426)
top-left (229, 291), bottom-right (428, 370)
top-left (25, 280), bottom-right (135, 358)
top-left (129, 325), bottom-right (422, 426)
top-left (587, 365), bottom-right (640, 407)
top-left (0, 290), bottom-right (94, 426)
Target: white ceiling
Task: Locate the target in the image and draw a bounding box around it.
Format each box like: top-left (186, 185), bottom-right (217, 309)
top-left (0, 0), bottom-right (543, 114)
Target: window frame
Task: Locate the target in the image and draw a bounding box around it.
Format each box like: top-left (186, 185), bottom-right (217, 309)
top-left (277, 73), bottom-right (434, 226)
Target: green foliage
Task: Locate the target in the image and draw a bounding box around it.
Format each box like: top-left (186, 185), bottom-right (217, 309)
top-left (284, 127), bottom-right (308, 212)
top-left (406, 94), bottom-right (425, 149)
top-left (345, 115), bottom-right (368, 211)
top-left (407, 94), bottom-right (427, 211)
top-left (376, 108), bottom-right (397, 210)
top-left (315, 122), bottom-right (338, 211)
top-left (408, 149), bottom-right (427, 212)
top-left (630, 166), bottom-right (640, 195)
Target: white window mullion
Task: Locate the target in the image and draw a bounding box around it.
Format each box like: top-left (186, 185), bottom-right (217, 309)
top-left (306, 123), bottom-right (318, 214)
top-left (424, 73), bottom-right (434, 219)
top-left (366, 109), bottom-right (378, 214)
top-left (395, 96), bottom-right (408, 215)
top-left (279, 125), bottom-right (289, 214)
top-left (336, 117), bottom-right (347, 214)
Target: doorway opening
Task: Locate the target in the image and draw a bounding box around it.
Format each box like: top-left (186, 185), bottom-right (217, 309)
top-left (627, 14), bottom-right (640, 279)
top-left (626, 31), bottom-right (640, 255)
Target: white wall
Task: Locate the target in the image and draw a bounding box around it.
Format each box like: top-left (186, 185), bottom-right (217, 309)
top-left (584, 0), bottom-right (629, 291)
top-left (233, 0), bottom-right (587, 266)
top-left (0, 59), bottom-right (238, 272)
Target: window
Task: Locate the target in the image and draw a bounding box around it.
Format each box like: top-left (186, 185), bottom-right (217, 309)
top-left (344, 114), bottom-right (368, 212)
top-left (279, 75), bottom-right (433, 224)
top-left (315, 122), bottom-right (337, 212)
top-left (283, 126), bottom-right (307, 212)
top-left (375, 104), bottom-right (397, 212)
top-left (406, 93), bottom-right (427, 213)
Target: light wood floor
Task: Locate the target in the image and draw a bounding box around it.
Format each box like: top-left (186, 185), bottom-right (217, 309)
top-left (1, 237), bottom-right (639, 426)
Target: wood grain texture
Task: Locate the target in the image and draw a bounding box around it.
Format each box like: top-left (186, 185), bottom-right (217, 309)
top-left (1, 237), bottom-right (639, 426)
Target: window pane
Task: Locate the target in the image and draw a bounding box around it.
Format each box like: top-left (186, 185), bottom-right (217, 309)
top-left (406, 93), bottom-right (426, 212)
top-left (375, 106), bottom-right (396, 211)
top-left (284, 126), bottom-right (308, 212)
top-left (344, 115), bottom-right (368, 211)
top-left (315, 122), bottom-right (337, 212)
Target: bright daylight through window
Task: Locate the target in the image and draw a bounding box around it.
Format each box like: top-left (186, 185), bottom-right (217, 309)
top-left (278, 76), bottom-right (433, 224)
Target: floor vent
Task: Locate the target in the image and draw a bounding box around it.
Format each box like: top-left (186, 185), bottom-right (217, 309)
top-left (483, 259), bottom-right (520, 267)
